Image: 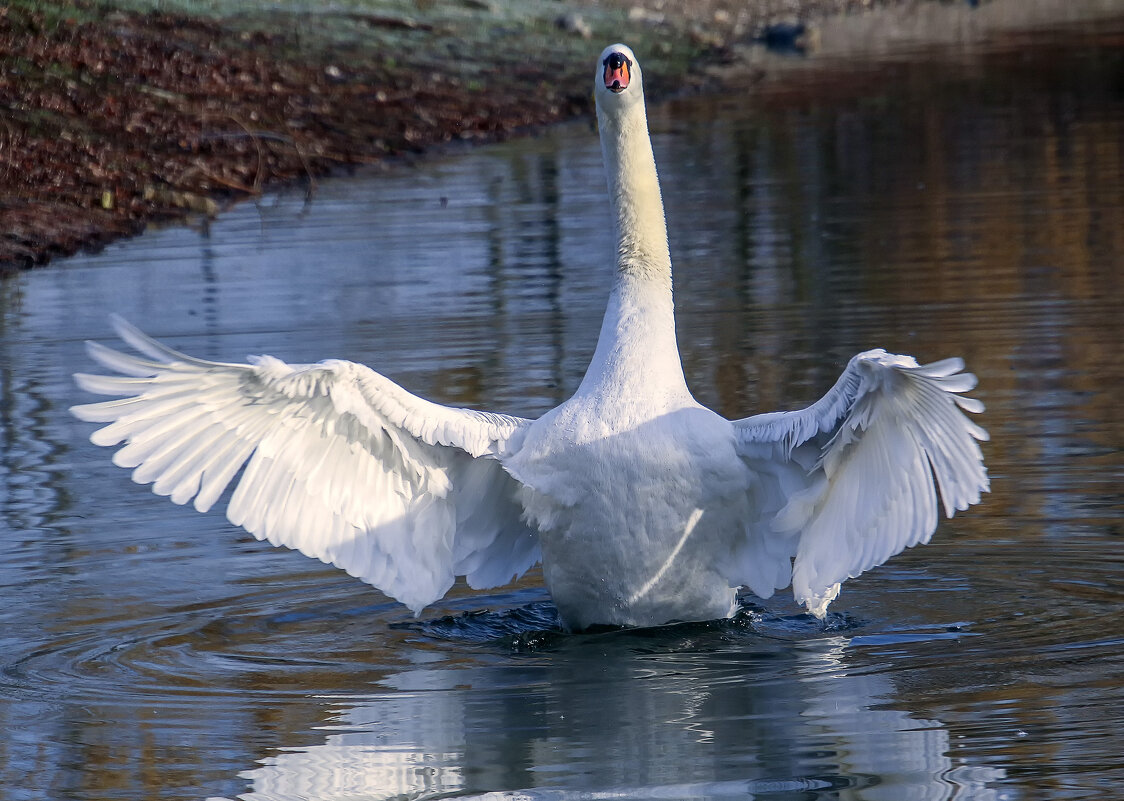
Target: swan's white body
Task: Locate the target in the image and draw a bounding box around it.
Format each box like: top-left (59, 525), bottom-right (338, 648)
top-left (72, 44), bottom-right (988, 631)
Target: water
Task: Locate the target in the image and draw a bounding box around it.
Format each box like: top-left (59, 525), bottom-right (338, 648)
top-left (2, 18), bottom-right (1122, 801)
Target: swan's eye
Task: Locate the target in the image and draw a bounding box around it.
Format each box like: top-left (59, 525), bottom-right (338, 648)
top-left (603, 53), bottom-right (631, 93)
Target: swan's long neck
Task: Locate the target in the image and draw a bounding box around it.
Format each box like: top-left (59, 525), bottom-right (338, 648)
top-left (578, 98), bottom-right (688, 404)
top-left (599, 102), bottom-right (672, 285)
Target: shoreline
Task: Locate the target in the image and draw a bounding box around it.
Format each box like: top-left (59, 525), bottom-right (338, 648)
top-left (2, 0), bottom-right (1118, 273)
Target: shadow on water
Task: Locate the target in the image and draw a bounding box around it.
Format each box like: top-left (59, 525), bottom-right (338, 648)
top-left (397, 595), bottom-right (866, 651)
top-left (0, 15), bottom-right (1122, 801)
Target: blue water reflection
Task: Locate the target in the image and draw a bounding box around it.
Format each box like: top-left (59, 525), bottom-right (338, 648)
top-left (232, 631), bottom-right (1002, 801)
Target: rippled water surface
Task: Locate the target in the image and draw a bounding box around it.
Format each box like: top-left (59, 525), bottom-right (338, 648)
top-left (2, 18), bottom-right (1122, 801)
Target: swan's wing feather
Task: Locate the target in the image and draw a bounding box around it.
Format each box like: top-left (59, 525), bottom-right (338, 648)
top-left (730, 349), bottom-right (989, 617)
top-left (71, 316), bottom-right (540, 614)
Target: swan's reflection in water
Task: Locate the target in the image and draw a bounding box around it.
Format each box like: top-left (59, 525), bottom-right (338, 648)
top-left (226, 629), bottom-right (1003, 801)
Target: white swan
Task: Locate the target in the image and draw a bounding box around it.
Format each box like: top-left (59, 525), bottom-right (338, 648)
top-left (71, 44), bottom-right (988, 631)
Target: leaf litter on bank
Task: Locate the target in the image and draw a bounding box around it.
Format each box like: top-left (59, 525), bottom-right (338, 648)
top-left (0, 2), bottom-right (598, 270)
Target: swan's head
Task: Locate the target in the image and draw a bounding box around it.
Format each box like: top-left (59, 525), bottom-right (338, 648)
top-left (595, 43), bottom-right (644, 112)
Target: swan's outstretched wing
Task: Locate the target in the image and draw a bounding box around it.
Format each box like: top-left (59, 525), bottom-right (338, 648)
top-left (730, 349), bottom-right (988, 618)
top-left (71, 316), bottom-right (540, 614)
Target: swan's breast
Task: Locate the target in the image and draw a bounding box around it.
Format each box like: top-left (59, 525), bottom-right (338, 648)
top-left (506, 393), bottom-right (743, 503)
top-left (502, 397), bottom-right (749, 628)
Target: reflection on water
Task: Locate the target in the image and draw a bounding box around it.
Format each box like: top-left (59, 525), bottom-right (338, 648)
top-left (237, 625), bottom-right (1001, 801)
top-left (1, 17), bottom-right (1123, 801)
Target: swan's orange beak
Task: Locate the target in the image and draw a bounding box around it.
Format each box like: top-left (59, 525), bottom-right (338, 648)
top-left (603, 53), bottom-right (631, 93)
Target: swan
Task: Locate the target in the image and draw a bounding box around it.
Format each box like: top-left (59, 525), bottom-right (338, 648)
top-left (71, 44), bottom-right (988, 631)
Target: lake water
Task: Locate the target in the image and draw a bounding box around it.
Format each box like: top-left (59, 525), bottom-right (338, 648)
top-left (2, 17), bottom-right (1122, 801)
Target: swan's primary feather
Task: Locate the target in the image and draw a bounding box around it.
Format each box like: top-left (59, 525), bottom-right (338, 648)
top-left (72, 44), bottom-right (988, 629)
top-left (732, 350), bottom-right (989, 617)
top-left (72, 315), bottom-right (539, 614)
